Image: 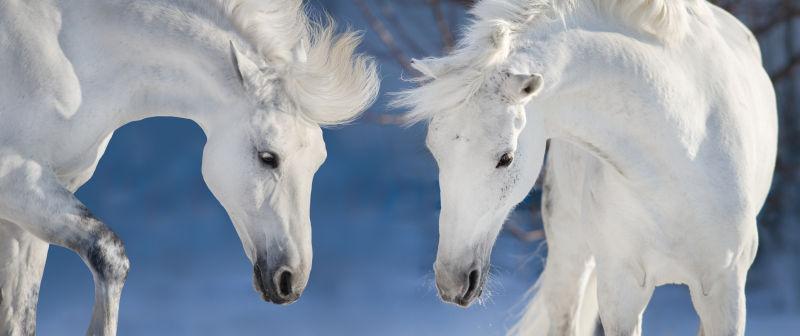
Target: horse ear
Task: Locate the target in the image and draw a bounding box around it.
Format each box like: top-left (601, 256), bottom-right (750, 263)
top-left (229, 41), bottom-right (260, 88)
top-left (505, 73), bottom-right (544, 102)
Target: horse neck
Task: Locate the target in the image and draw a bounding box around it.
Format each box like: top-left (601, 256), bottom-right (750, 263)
top-left (72, 1), bottom-right (254, 134)
top-left (525, 24), bottom-right (685, 180)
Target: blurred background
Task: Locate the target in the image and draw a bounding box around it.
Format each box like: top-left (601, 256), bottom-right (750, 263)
top-left (37, 1), bottom-right (799, 335)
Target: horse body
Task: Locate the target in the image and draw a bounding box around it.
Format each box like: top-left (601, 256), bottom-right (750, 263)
top-left (397, 1), bottom-right (776, 335)
top-left (534, 5), bottom-right (774, 271)
top-left (520, 5), bottom-right (777, 332)
top-left (0, 0), bottom-right (378, 334)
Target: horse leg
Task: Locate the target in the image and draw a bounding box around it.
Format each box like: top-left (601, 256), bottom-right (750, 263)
top-left (689, 225), bottom-right (755, 336)
top-left (513, 163), bottom-right (598, 336)
top-left (542, 251), bottom-right (597, 336)
top-left (539, 223), bottom-right (597, 335)
top-left (0, 154), bottom-right (129, 336)
top-left (689, 270), bottom-right (747, 336)
top-left (594, 259), bottom-right (654, 336)
top-left (0, 220), bottom-right (49, 336)
top-left (513, 246), bottom-right (596, 336)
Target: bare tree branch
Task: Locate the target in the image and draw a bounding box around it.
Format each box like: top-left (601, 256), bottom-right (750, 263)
top-left (447, 1), bottom-right (463, 42)
top-left (429, 0), bottom-right (456, 52)
top-left (354, 0), bottom-right (417, 74)
top-left (379, 0), bottom-right (427, 56)
top-left (771, 52), bottom-right (800, 82)
top-left (752, 9), bottom-right (800, 36)
top-left (504, 222), bottom-right (545, 242)
top-left (447, 0), bottom-right (477, 7)
top-left (364, 112), bottom-right (407, 125)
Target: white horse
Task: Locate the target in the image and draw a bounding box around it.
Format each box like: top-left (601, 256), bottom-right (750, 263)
top-left (396, 0), bottom-right (776, 335)
top-left (0, 0), bottom-right (378, 334)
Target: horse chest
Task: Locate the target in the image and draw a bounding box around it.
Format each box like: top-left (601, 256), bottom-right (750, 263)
top-left (53, 131), bottom-right (114, 191)
top-left (584, 166), bottom-right (752, 278)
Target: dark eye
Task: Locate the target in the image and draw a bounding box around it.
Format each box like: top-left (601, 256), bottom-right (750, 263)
top-left (258, 151), bottom-right (279, 169)
top-left (496, 153), bottom-right (514, 168)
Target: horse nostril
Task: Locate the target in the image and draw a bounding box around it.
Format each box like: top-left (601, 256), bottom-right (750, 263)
top-left (277, 270), bottom-right (293, 297)
top-left (463, 269), bottom-right (480, 302)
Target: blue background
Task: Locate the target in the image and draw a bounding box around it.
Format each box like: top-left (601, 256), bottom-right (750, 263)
top-left (35, 1), bottom-right (800, 334)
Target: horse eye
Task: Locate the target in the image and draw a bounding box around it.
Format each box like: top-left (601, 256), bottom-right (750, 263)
top-left (258, 151), bottom-right (279, 169)
top-left (496, 153), bottom-right (514, 168)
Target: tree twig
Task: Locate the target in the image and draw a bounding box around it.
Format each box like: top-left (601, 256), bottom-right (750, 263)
top-left (379, 0), bottom-right (427, 56)
top-left (429, 0), bottom-right (455, 52)
top-left (751, 9), bottom-right (800, 36)
top-left (354, 0), bottom-right (417, 74)
top-left (771, 52), bottom-right (800, 83)
top-left (504, 222), bottom-right (545, 242)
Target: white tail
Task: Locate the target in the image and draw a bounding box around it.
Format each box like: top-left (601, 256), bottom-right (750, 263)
top-left (509, 279), bottom-right (550, 335)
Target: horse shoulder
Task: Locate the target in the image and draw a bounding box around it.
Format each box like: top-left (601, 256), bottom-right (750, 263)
top-left (690, 6), bottom-right (777, 210)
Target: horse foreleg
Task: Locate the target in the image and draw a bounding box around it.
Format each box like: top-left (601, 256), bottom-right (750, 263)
top-left (538, 202), bottom-right (598, 335)
top-left (0, 220), bottom-right (49, 336)
top-left (513, 145), bottom-right (599, 336)
top-left (689, 236), bottom-right (755, 336)
top-left (689, 271), bottom-right (747, 336)
top-left (0, 154), bottom-right (129, 336)
top-left (594, 258), bottom-right (654, 336)
top-left (513, 250), bottom-right (596, 336)
top-left (516, 225), bottom-right (596, 335)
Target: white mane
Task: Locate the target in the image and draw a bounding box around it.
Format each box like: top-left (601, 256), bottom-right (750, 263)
top-left (471, 0), bottom-right (711, 39)
top-left (222, 0), bottom-right (379, 126)
top-left (394, 0), bottom-right (711, 124)
top-left (127, 0), bottom-right (378, 126)
top-left (218, 0), bottom-right (307, 64)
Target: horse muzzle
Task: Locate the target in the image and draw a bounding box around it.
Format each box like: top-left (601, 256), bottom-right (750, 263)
top-left (252, 256), bottom-right (307, 305)
top-left (434, 260), bottom-right (488, 308)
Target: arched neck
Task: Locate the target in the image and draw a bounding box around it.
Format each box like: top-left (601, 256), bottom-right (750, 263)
top-left (521, 24), bottom-right (681, 182)
top-left (71, 1), bottom-right (255, 136)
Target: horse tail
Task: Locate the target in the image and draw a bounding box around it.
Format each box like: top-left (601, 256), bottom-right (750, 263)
top-left (508, 270), bottom-right (599, 336)
top-left (508, 278), bottom-right (549, 335)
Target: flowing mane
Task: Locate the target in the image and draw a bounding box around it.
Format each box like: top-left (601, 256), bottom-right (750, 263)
top-left (127, 0), bottom-right (378, 126)
top-left (219, 0), bottom-right (308, 64)
top-left (394, 0), bottom-right (712, 125)
top-left (221, 0), bottom-right (379, 126)
top-left (471, 0), bottom-right (712, 40)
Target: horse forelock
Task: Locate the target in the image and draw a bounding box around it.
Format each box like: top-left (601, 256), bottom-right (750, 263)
top-left (394, 1), bottom-right (566, 126)
top-left (220, 0), bottom-right (378, 126)
top-left (219, 0), bottom-right (307, 64)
